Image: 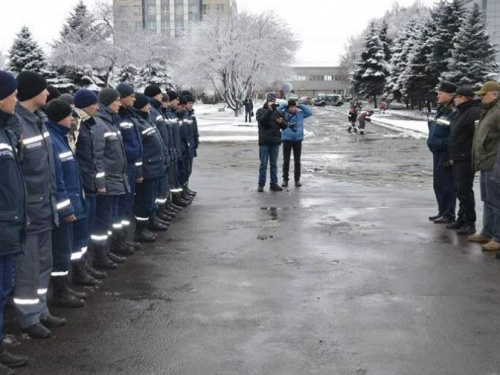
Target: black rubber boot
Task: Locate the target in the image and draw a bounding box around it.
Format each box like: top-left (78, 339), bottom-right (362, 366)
top-left (72, 261), bottom-right (102, 287)
top-left (92, 244), bottom-right (118, 271)
top-left (135, 222), bottom-right (157, 243)
top-left (108, 252), bottom-right (126, 264)
top-left (85, 262), bottom-right (107, 279)
top-left (148, 215), bottom-right (169, 231)
top-left (68, 287), bottom-right (88, 299)
top-left (124, 221), bottom-right (141, 251)
top-left (172, 192), bottom-right (189, 207)
top-left (50, 276), bottom-right (85, 308)
top-left (20, 323), bottom-right (51, 339)
top-left (40, 314), bottom-right (66, 328)
top-left (111, 229), bottom-right (134, 256)
top-left (0, 363), bottom-right (15, 375)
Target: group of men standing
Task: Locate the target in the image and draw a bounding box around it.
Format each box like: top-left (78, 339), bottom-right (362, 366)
top-left (0, 69), bottom-right (198, 375)
top-left (427, 80), bottom-right (500, 256)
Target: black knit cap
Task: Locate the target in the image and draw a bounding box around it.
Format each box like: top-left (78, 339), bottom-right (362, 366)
top-left (46, 99), bottom-right (73, 123)
top-left (133, 93), bottom-right (150, 110)
top-left (288, 99), bottom-right (297, 107)
top-left (456, 87), bottom-right (475, 98)
top-left (162, 93), bottom-right (170, 102)
top-left (144, 85), bottom-right (162, 98)
top-left (47, 85), bottom-right (61, 103)
top-left (436, 81), bottom-right (458, 94)
top-left (116, 83), bottom-right (135, 99)
top-left (0, 71), bottom-right (18, 101)
top-left (178, 95), bottom-right (187, 105)
top-left (16, 71), bottom-right (47, 101)
top-left (185, 95), bottom-right (194, 103)
top-left (98, 88), bottom-right (120, 106)
top-left (60, 93), bottom-right (74, 106)
top-left (167, 90), bottom-right (178, 101)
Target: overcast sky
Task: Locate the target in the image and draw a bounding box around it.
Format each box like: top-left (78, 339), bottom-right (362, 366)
top-left (0, 0), bottom-right (437, 66)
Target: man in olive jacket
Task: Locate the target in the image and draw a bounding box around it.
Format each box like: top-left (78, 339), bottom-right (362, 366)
top-left (469, 81), bottom-right (500, 251)
top-left (256, 93), bottom-right (286, 192)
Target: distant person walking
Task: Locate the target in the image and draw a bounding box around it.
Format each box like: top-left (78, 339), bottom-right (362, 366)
top-left (347, 105), bottom-right (358, 133)
top-left (357, 110), bottom-right (373, 135)
top-left (279, 99), bottom-right (312, 187)
top-left (427, 81), bottom-right (458, 225)
top-left (256, 93), bottom-right (286, 192)
top-left (244, 98), bottom-right (254, 123)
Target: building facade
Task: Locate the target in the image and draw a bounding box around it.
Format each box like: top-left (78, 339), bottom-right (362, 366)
top-left (114, 0), bottom-right (236, 43)
top-left (465, 0), bottom-right (500, 64)
top-left (288, 67), bottom-right (350, 98)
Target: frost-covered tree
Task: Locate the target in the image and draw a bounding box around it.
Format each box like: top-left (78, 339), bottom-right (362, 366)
top-left (351, 23), bottom-right (389, 107)
top-left (428, 0), bottom-right (466, 81)
top-left (379, 21), bottom-right (392, 62)
top-left (445, 3), bottom-right (498, 86)
top-left (385, 18), bottom-right (421, 101)
top-left (402, 19), bottom-right (436, 109)
top-left (8, 26), bottom-right (46, 74)
top-left (0, 51), bottom-right (4, 69)
top-left (177, 12), bottom-right (298, 116)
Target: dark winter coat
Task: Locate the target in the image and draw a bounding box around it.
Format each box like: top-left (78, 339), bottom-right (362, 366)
top-left (427, 103), bottom-right (457, 154)
top-left (180, 109), bottom-right (196, 159)
top-left (0, 110), bottom-right (27, 256)
top-left (132, 108), bottom-right (168, 180)
top-left (244, 99), bottom-right (254, 113)
top-left (117, 107), bottom-right (143, 179)
top-left (165, 108), bottom-right (182, 160)
top-left (448, 100), bottom-right (480, 162)
top-left (93, 105), bottom-right (129, 195)
top-left (279, 103), bottom-right (312, 142)
top-left (190, 109), bottom-right (199, 157)
top-left (46, 121), bottom-right (85, 221)
top-left (150, 99), bottom-right (171, 168)
top-left (256, 103), bottom-right (286, 146)
top-left (15, 103), bottom-right (58, 234)
top-left (75, 116), bottom-right (105, 194)
top-left (162, 107), bottom-right (179, 164)
top-left (348, 108), bottom-right (358, 122)
top-left (473, 99), bottom-right (500, 172)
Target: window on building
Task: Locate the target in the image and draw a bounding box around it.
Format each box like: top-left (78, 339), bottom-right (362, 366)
top-left (162, 6), bottom-right (169, 15)
top-left (149, 20), bottom-right (157, 30)
top-left (202, 4), bottom-right (210, 13)
top-left (324, 75), bottom-right (333, 81)
top-left (135, 21), bottom-right (143, 30)
top-left (162, 20), bottom-right (169, 29)
top-left (133, 5), bottom-right (142, 16)
top-left (216, 4), bottom-right (224, 13)
top-left (148, 6), bottom-right (155, 16)
top-left (175, 18), bottom-right (184, 29)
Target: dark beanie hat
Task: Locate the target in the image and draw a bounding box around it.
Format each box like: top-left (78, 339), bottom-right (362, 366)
top-left (98, 88), bottom-right (120, 107)
top-left (74, 89), bottom-right (98, 109)
top-left (0, 71), bottom-right (18, 100)
top-left (47, 85), bottom-right (61, 103)
top-left (46, 99), bottom-right (73, 123)
top-left (162, 93), bottom-right (170, 102)
top-left (17, 71), bottom-right (47, 101)
top-left (167, 90), bottom-right (178, 101)
top-left (288, 99), bottom-right (297, 107)
top-left (60, 93), bottom-right (74, 106)
top-left (116, 83), bottom-right (135, 99)
top-left (180, 90), bottom-right (192, 97)
top-left (185, 95), bottom-right (194, 103)
top-left (133, 93), bottom-right (150, 110)
top-left (436, 81), bottom-right (457, 94)
top-left (178, 96), bottom-right (187, 105)
top-left (144, 85), bottom-right (162, 98)
top-left (456, 87), bottom-right (475, 98)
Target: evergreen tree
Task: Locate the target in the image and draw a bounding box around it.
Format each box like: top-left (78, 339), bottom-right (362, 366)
top-left (403, 19), bottom-right (436, 109)
top-left (60, 1), bottom-right (94, 44)
top-left (428, 0), bottom-right (466, 81)
top-left (8, 26), bottom-right (46, 74)
top-left (350, 23), bottom-right (389, 107)
top-left (385, 18), bottom-right (420, 101)
top-left (445, 3), bottom-right (498, 86)
top-left (379, 21), bottom-right (392, 62)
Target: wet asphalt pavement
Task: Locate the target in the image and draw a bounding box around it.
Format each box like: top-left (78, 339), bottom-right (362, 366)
top-left (8, 107), bottom-right (500, 375)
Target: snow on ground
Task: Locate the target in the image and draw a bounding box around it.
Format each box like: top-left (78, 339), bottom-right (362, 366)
top-left (371, 116), bottom-right (429, 136)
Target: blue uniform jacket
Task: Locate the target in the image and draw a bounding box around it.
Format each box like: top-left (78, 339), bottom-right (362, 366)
top-left (163, 108), bottom-right (179, 164)
top-left (427, 104), bottom-right (457, 154)
top-left (132, 108), bottom-right (168, 180)
top-left (117, 107), bottom-right (143, 179)
top-left (181, 109), bottom-right (195, 159)
top-left (0, 110), bottom-right (27, 256)
top-left (149, 100), bottom-right (171, 167)
top-left (279, 104), bottom-right (312, 142)
top-left (47, 121), bottom-right (85, 220)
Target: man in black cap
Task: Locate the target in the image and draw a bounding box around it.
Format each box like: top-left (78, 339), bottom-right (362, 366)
top-left (427, 81), bottom-right (458, 224)
top-left (447, 87), bottom-right (480, 235)
top-left (256, 92), bottom-right (286, 192)
top-left (14, 71), bottom-right (66, 339)
top-left (0, 70), bottom-right (30, 372)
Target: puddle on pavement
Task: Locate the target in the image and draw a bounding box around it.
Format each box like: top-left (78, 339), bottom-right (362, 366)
top-left (260, 207), bottom-right (299, 222)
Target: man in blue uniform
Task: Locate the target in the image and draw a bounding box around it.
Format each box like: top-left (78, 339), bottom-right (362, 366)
top-left (14, 71), bottom-right (66, 339)
top-left (0, 70), bottom-right (29, 374)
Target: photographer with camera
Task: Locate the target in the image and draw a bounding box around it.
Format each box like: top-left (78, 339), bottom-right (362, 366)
top-left (279, 99), bottom-right (312, 187)
top-left (256, 93), bottom-right (287, 192)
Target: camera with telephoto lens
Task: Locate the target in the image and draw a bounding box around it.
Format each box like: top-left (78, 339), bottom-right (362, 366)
top-left (288, 121), bottom-right (298, 132)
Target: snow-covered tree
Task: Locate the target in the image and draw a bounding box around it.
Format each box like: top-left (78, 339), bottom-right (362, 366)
top-left (8, 26), bottom-right (46, 74)
top-left (385, 18), bottom-right (421, 101)
top-left (428, 0), bottom-right (466, 81)
top-left (177, 12), bottom-right (298, 116)
top-left (379, 21), bottom-right (392, 62)
top-left (0, 51), bottom-right (4, 70)
top-left (402, 19), bottom-right (436, 109)
top-left (351, 23), bottom-right (389, 107)
top-left (445, 3), bottom-right (498, 86)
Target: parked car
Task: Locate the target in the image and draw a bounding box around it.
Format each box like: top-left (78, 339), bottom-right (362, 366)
top-left (298, 96), bottom-right (312, 105)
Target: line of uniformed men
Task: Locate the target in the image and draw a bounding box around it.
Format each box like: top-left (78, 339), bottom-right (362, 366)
top-left (0, 69), bottom-right (199, 375)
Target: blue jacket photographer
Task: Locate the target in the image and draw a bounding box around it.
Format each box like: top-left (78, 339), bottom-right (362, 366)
top-left (279, 100), bottom-right (312, 142)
